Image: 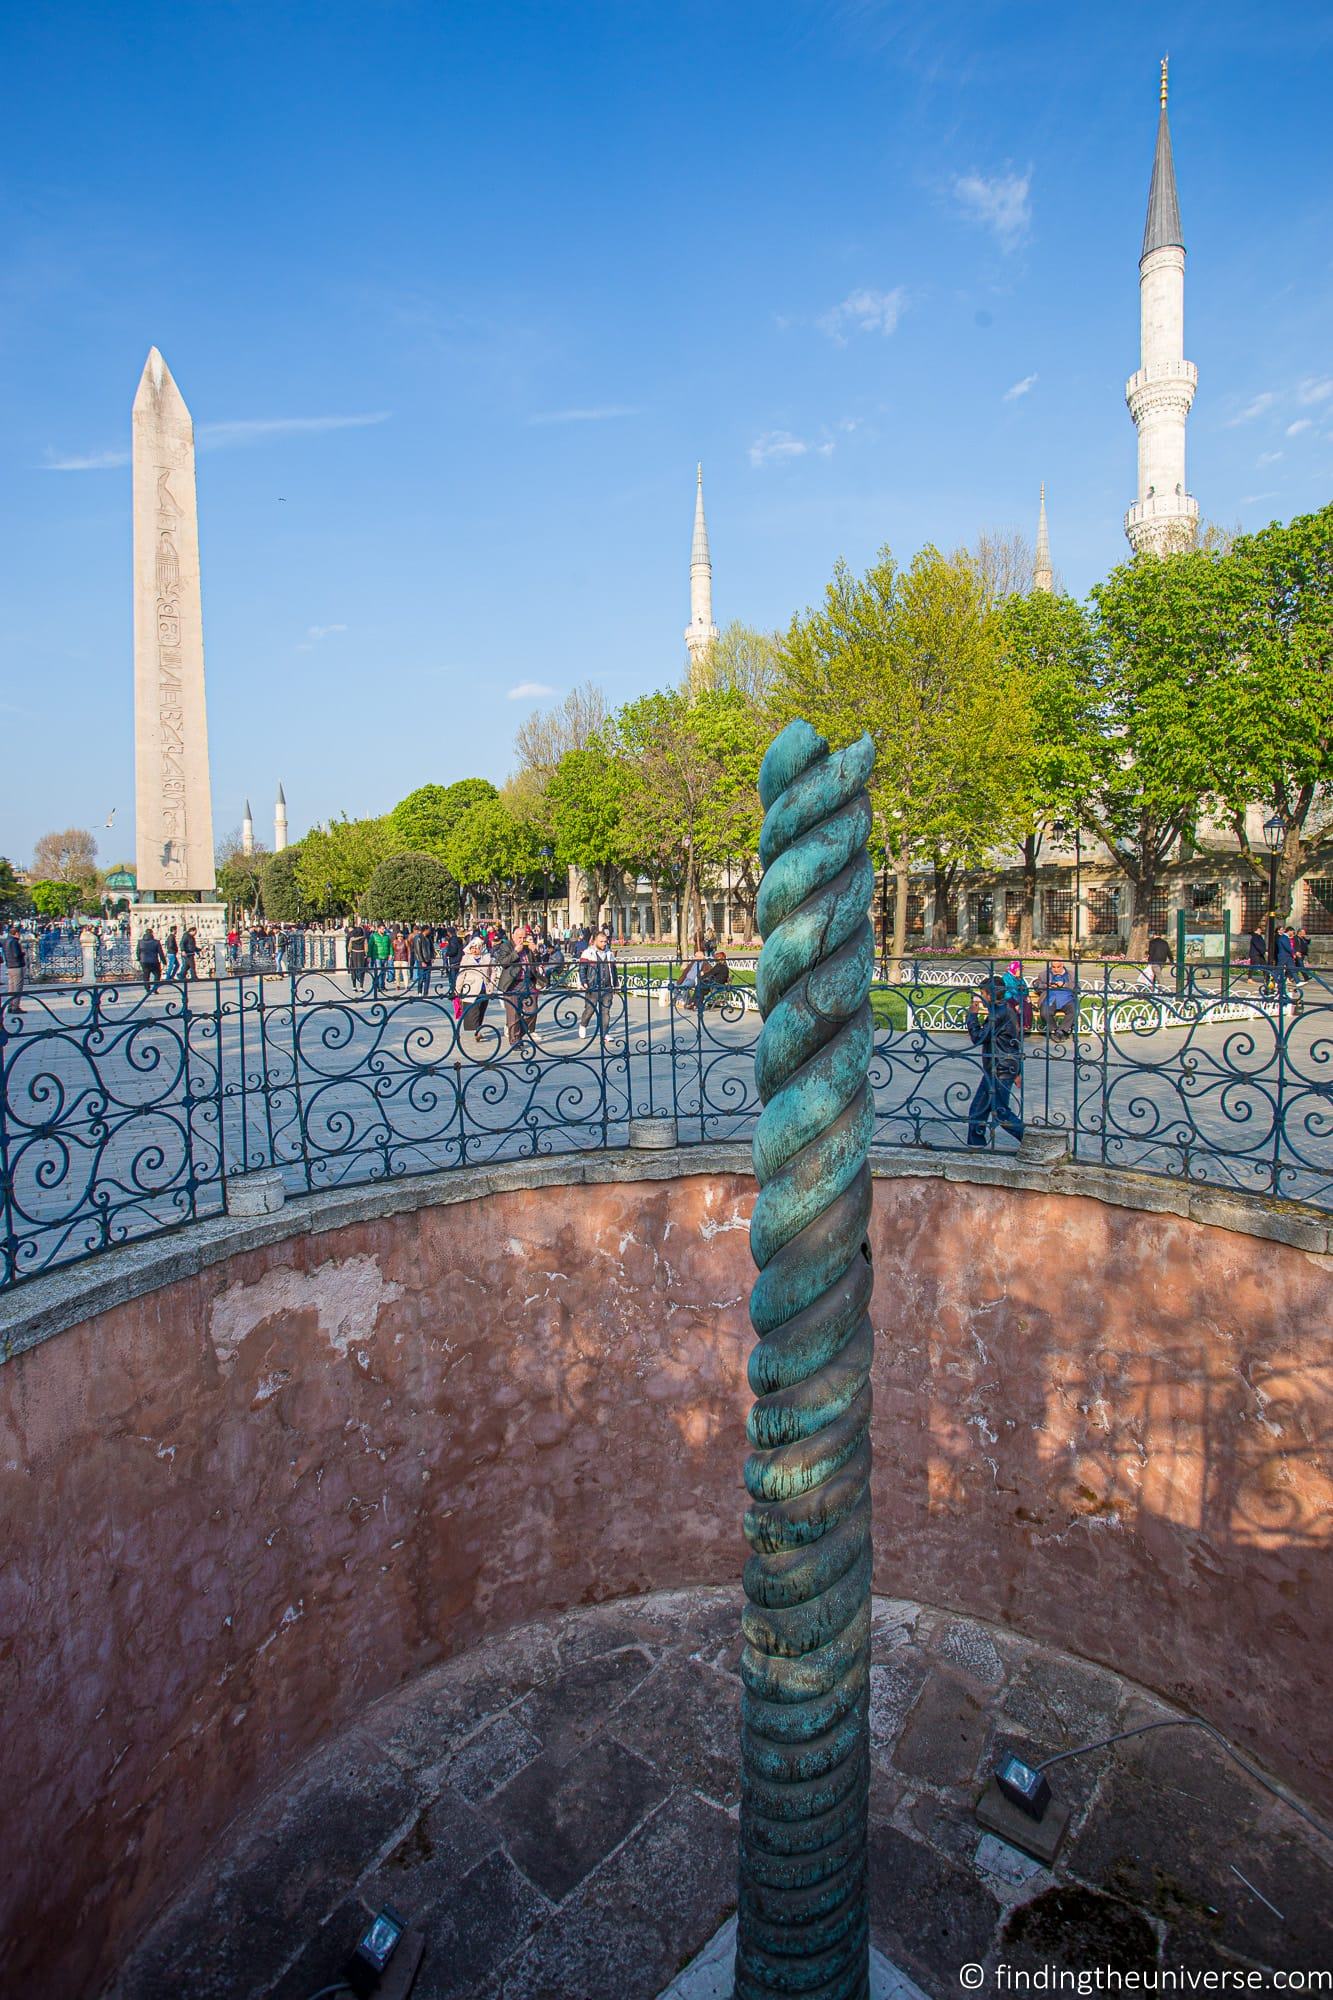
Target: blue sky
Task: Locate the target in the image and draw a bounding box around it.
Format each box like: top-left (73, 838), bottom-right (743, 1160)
top-left (2, 0), bottom-right (1330, 866)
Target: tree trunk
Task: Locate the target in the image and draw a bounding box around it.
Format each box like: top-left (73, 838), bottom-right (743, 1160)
top-left (891, 860), bottom-right (910, 969)
top-left (1126, 874), bottom-right (1150, 961)
top-left (649, 876), bottom-right (662, 943)
top-left (930, 857), bottom-right (950, 948)
top-left (1019, 834), bottom-right (1037, 953)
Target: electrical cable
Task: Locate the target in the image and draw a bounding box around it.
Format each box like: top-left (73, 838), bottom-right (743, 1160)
top-left (1034, 1715), bottom-right (1331, 1843)
top-left (299, 1985), bottom-right (354, 2000)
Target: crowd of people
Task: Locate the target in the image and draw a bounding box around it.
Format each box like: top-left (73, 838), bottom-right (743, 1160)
top-left (340, 919), bottom-right (621, 1047)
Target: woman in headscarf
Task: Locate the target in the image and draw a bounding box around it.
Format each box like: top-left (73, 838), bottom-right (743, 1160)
top-left (456, 935), bottom-right (494, 1031)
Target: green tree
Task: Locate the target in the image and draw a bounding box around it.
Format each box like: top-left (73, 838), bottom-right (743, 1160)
top-left (1199, 503), bottom-right (1333, 926)
top-left (388, 778), bottom-right (498, 859)
top-left (444, 797), bottom-right (542, 925)
top-left (546, 743), bottom-right (629, 928)
top-left (0, 857), bottom-right (24, 917)
top-left (260, 847), bottom-right (305, 922)
top-left (999, 590), bottom-right (1100, 948)
top-left (364, 852), bottom-right (457, 924)
top-left (295, 816), bottom-right (394, 916)
top-left (774, 546), bottom-right (1032, 955)
top-left (30, 879), bottom-right (83, 918)
top-left (216, 834), bottom-right (267, 917)
top-left (1085, 550), bottom-right (1227, 956)
top-left (688, 621), bottom-right (782, 705)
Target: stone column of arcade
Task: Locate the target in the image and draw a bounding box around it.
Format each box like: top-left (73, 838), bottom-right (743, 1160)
top-left (736, 720), bottom-right (879, 2000)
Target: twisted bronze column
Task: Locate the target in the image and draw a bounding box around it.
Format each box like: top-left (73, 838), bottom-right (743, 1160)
top-left (736, 718), bottom-right (878, 2000)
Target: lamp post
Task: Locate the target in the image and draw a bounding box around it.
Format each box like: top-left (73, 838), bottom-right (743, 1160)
top-left (879, 849), bottom-right (889, 978)
top-left (540, 846), bottom-right (553, 942)
top-left (1263, 811), bottom-right (1286, 966)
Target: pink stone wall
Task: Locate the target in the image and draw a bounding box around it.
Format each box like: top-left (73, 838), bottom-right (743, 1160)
top-left (0, 1173), bottom-right (1328, 1995)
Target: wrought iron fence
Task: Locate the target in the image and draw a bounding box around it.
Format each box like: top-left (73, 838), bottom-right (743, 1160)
top-left (3, 957), bottom-right (1330, 1292)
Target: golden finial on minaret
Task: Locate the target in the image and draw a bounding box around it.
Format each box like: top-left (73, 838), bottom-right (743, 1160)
top-left (1160, 55), bottom-right (1169, 109)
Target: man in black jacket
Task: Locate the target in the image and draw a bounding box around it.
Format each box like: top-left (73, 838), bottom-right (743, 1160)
top-left (2, 926), bottom-right (25, 1017)
top-left (966, 975), bottom-right (1025, 1148)
top-left (137, 926), bottom-right (165, 994)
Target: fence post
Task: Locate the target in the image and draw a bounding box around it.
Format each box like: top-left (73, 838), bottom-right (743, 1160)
top-left (737, 718), bottom-right (877, 2000)
top-left (1175, 907), bottom-right (1186, 1002)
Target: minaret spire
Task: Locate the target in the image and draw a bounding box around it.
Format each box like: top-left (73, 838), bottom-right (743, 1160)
top-left (1125, 58), bottom-right (1197, 553)
top-left (274, 782), bottom-right (288, 853)
top-left (1033, 483), bottom-right (1053, 593)
top-left (241, 799), bottom-right (254, 856)
top-left (684, 461), bottom-right (719, 682)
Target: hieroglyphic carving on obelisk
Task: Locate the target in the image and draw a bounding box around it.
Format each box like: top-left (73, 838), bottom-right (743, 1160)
top-left (132, 347), bottom-right (216, 894)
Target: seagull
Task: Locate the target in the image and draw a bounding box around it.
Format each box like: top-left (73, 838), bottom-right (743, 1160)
top-left (105, 807), bottom-right (116, 828)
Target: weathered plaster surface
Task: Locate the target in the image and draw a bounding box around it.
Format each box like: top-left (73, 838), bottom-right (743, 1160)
top-left (0, 1158), bottom-right (1328, 1995)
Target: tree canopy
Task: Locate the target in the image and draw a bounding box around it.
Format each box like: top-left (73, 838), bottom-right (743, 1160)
top-left (388, 779), bottom-right (498, 859)
top-left (364, 852), bottom-right (457, 924)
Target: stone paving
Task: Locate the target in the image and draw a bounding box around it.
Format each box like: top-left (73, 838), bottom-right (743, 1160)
top-left (109, 1590), bottom-right (1333, 2000)
top-left (8, 979), bottom-right (1331, 1283)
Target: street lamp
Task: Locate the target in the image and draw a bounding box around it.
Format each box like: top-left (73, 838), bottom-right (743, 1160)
top-left (1263, 811), bottom-right (1286, 964)
top-left (540, 846), bottom-right (553, 941)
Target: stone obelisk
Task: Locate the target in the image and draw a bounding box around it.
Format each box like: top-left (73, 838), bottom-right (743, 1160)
top-left (132, 347), bottom-right (217, 900)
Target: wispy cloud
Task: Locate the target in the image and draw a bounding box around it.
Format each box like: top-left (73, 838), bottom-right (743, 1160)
top-left (1286, 419), bottom-right (1313, 437)
top-left (817, 287), bottom-right (906, 344)
top-left (1299, 377), bottom-right (1333, 405)
top-left (1003, 373), bottom-right (1038, 402)
top-left (40, 447), bottom-right (129, 472)
top-left (1256, 450), bottom-right (1283, 467)
top-left (296, 622), bottom-right (349, 653)
top-left (528, 406), bottom-right (639, 426)
top-left (952, 170), bottom-right (1031, 249)
top-left (200, 412), bottom-right (390, 447)
top-left (507, 680), bottom-right (559, 701)
top-left (749, 430), bottom-right (810, 468)
top-left (1227, 392), bottom-right (1275, 426)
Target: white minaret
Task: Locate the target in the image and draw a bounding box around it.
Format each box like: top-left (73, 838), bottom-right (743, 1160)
top-left (684, 462), bottom-right (718, 677)
top-left (1033, 483), bottom-right (1053, 592)
top-left (274, 782), bottom-right (288, 853)
top-left (1125, 58), bottom-right (1198, 554)
top-left (241, 799), bottom-right (254, 855)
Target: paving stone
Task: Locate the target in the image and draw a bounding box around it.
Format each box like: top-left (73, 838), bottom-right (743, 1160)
top-left (113, 1745), bottom-right (418, 2000)
top-left (610, 1654), bottom-right (741, 1807)
top-left (934, 1617), bottom-right (1007, 1691)
top-left (265, 1895), bottom-right (376, 2000)
top-left (867, 1819), bottom-right (1002, 1999)
top-left (411, 1847), bottom-right (548, 1997)
top-left (869, 1650), bottom-right (932, 1761)
top-left (893, 1672), bottom-right (990, 1793)
top-left (513, 1646), bottom-right (656, 1767)
top-left (491, 1789), bottom-right (736, 2000)
top-left (363, 1785), bottom-right (503, 1912)
top-left (1003, 1884), bottom-right (1159, 1972)
top-left (974, 1831), bottom-right (1050, 1894)
top-left (1116, 1720), bottom-right (1268, 1831)
top-left (487, 1734), bottom-right (671, 1902)
top-left (1064, 1764), bottom-right (1244, 1935)
top-left (871, 1598), bottom-right (921, 1660)
top-left (360, 1622), bottom-right (561, 1781)
top-left (449, 1710), bottom-right (544, 1805)
top-left (999, 1650), bottom-right (1125, 1749)
top-left (555, 1599), bottom-right (682, 1664)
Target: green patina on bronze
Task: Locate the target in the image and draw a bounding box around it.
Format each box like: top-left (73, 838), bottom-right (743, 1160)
top-left (736, 718), bottom-right (878, 2000)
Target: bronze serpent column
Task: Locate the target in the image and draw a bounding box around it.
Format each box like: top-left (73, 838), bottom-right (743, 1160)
top-left (736, 718), bottom-right (878, 2000)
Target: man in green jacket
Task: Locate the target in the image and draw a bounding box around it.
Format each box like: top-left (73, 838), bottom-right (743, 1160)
top-left (367, 924), bottom-right (391, 996)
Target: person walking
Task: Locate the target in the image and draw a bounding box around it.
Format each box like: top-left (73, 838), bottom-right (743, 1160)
top-left (137, 926), bottom-right (165, 995)
top-left (410, 923), bottom-right (436, 997)
top-left (164, 926), bottom-right (180, 982)
top-left (577, 928), bottom-right (618, 1039)
top-left (966, 974), bottom-right (1025, 1148)
top-left (1144, 933), bottom-right (1172, 989)
top-left (457, 936), bottom-right (494, 1031)
top-left (1247, 926), bottom-right (1271, 997)
top-left (1275, 925), bottom-right (1304, 1009)
top-left (2, 925), bottom-right (25, 1018)
top-left (346, 920), bottom-right (368, 994)
top-left (180, 926), bottom-right (199, 985)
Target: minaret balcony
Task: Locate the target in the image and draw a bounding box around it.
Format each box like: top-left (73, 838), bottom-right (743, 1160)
top-left (1125, 359), bottom-right (1197, 399)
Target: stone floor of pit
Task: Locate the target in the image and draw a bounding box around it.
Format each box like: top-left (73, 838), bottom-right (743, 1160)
top-left (110, 1590), bottom-right (1333, 2000)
